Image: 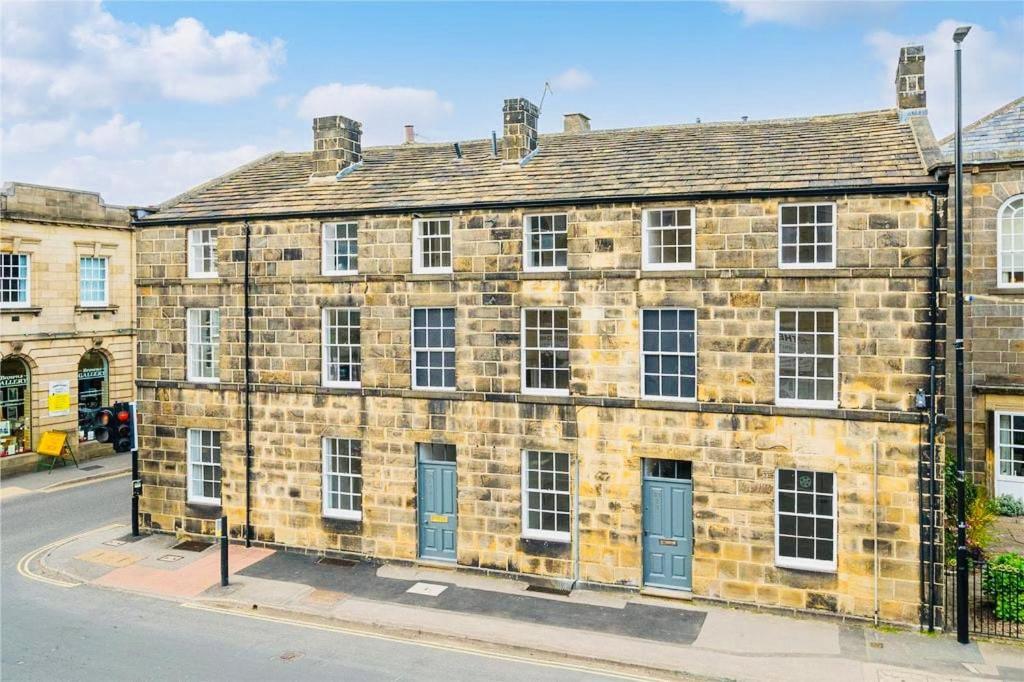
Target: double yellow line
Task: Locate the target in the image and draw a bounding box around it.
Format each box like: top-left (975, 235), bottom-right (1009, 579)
top-left (16, 522), bottom-right (124, 588)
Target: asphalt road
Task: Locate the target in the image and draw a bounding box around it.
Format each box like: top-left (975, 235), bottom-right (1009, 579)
top-left (0, 476), bottom-right (608, 681)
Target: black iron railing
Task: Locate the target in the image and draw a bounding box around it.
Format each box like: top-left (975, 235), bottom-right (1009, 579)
top-left (945, 558), bottom-right (1024, 640)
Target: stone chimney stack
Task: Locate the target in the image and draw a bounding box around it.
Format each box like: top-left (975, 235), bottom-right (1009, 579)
top-left (502, 97), bottom-right (539, 162)
top-left (563, 113), bottom-right (591, 133)
top-left (312, 115), bottom-right (362, 177)
top-left (895, 45), bottom-right (926, 121)
top-left (404, 124), bottom-right (415, 144)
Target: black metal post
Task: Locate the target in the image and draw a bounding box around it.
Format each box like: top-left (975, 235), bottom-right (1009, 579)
top-left (244, 221), bottom-right (253, 548)
top-left (131, 446), bottom-right (140, 537)
top-left (952, 24), bottom-right (971, 645)
top-left (220, 515), bottom-right (229, 587)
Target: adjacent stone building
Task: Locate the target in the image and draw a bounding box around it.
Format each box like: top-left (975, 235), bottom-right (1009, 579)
top-left (0, 183), bottom-right (135, 474)
top-left (134, 48), bottom-right (951, 626)
top-left (939, 97), bottom-right (1024, 501)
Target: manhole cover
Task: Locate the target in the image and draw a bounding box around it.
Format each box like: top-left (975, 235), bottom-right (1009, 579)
top-left (525, 584), bottom-right (571, 596)
top-left (406, 582), bottom-right (448, 597)
top-left (80, 465), bottom-right (103, 471)
top-left (317, 556), bottom-right (357, 568)
top-left (103, 539), bottom-right (126, 547)
top-left (157, 554), bottom-right (184, 562)
top-left (172, 540), bottom-right (213, 552)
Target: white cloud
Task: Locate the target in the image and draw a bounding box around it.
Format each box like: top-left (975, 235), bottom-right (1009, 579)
top-left (551, 68), bottom-right (596, 92)
top-left (43, 144), bottom-right (267, 206)
top-left (0, 119), bottom-right (74, 154)
top-left (296, 83), bottom-right (454, 145)
top-left (721, 1), bottom-right (891, 27)
top-left (1, 1), bottom-right (284, 120)
top-left (75, 114), bottom-right (143, 151)
top-left (867, 19), bottom-right (1024, 138)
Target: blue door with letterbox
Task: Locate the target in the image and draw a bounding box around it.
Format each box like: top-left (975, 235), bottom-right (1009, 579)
top-left (417, 443), bottom-right (457, 561)
top-left (642, 459), bottom-right (693, 590)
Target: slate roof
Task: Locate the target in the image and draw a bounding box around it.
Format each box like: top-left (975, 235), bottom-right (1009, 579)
top-left (141, 108), bottom-right (936, 223)
top-left (938, 97), bottom-right (1024, 164)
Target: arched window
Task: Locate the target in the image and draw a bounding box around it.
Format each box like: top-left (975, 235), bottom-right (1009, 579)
top-left (998, 195), bottom-right (1024, 287)
top-left (1, 356), bottom-right (31, 456)
top-left (78, 351), bottom-right (109, 441)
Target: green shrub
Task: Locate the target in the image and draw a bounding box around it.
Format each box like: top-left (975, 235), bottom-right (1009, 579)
top-left (982, 553), bottom-right (1024, 623)
top-left (944, 456), bottom-right (994, 560)
top-left (993, 494), bottom-right (1024, 517)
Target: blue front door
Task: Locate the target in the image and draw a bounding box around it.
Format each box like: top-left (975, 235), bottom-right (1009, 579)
top-left (642, 470), bottom-right (693, 590)
top-left (418, 446), bottom-right (457, 561)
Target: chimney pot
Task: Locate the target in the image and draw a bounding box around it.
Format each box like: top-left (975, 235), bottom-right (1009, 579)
top-left (502, 97), bottom-right (539, 162)
top-left (404, 124), bottom-right (415, 144)
top-left (312, 115), bottom-right (362, 177)
top-left (563, 113), bottom-right (591, 133)
top-left (895, 45), bottom-right (927, 120)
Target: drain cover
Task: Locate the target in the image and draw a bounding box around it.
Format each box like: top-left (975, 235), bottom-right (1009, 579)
top-left (407, 582), bottom-right (448, 597)
top-left (80, 465), bottom-right (103, 471)
top-left (317, 556), bottom-right (357, 567)
top-left (525, 584), bottom-right (572, 596)
top-left (157, 554), bottom-right (184, 562)
top-left (172, 540), bottom-right (213, 552)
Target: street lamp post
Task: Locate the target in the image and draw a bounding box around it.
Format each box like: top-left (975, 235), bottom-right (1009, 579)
top-left (952, 24), bottom-right (971, 646)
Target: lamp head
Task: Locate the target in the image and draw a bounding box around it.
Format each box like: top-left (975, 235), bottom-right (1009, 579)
top-left (953, 26), bottom-right (971, 44)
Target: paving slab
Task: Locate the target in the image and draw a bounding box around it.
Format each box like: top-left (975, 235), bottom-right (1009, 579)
top-left (694, 607), bottom-right (840, 655)
top-left (94, 544), bottom-right (272, 598)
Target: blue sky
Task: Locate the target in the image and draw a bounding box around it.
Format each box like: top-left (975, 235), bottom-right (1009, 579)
top-left (2, 1), bottom-right (1021, 205)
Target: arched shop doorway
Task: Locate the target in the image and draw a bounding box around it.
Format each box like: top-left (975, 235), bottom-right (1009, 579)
top-left (1, 356), bottom-right (32, 457)
top-left (78, 350), bottom-right (109, 441)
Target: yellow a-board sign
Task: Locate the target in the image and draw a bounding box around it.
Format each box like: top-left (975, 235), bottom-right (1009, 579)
top-left (37, 431), bottom-right (68, 457)
top-left (36, 430), bottom-right (78, 472)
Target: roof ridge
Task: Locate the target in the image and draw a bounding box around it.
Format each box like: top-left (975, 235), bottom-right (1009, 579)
top-left (346, 108), bottom-right (902, 153)
top-left (156, 151), bottom-right (286, 212)
top-left (937, 95), bottom-right (1024, 146)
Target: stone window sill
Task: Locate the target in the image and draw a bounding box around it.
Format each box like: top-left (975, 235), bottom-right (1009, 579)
top-left (0, 306), bottom-right (42, 316)
top-left (75, 305), bottom-right (119, 314)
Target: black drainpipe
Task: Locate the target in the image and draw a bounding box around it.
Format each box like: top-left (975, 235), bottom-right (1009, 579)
top-left (925, 190), bottom-right (941, 632)
top-left (244, 221), bottom-right (253, 547)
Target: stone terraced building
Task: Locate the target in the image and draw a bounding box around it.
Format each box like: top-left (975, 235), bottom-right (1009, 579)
top-left (939, 97), bottom-right (1024, 502)
top-left (134, 47), bottom-right (954, 626)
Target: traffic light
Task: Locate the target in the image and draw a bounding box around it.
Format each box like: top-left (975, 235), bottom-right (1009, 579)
top-left (93, 407), bottom-right (115, 444)
top-left (91, 402), bottom-right (136, 453)
top-left (112, 402), bottom-right (135, 453)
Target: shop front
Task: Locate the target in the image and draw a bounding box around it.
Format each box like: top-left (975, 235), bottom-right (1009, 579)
top-left (1, 356), bottom-right (31, 457)
top-left (78, 351), bottom-right (108, 441)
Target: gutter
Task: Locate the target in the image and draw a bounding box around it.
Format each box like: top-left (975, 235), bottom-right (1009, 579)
top-left (133, 182), bottom-right (949, 227)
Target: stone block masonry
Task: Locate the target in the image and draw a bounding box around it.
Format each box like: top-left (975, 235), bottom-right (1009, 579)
top-left (136, 192), bottom-right (942, 625)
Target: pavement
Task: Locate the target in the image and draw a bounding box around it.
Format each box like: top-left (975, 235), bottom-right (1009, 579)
top-left (0, 450), bottom-right (132, 500)
top-left (22, 520), bottom-right (1024, 682)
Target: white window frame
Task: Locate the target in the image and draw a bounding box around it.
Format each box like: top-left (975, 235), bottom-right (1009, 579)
top-left (641, 207), bottom-right (696, 271)
top-left (322, 222), bottom-right (358, 276)
top-left (321, 308), bottom-right (361, 388)
top-left (79, 256), bottom-right (109, 307)
top-left (186, 308), bottom-right (221, 383)
top-left (520, 307), bottom-right (570, 397)
top-left (0, 252), bottom-right (30, 308)
top-left (774, 469), bottom-right (837, 573)
top-left (775, 308), bottom-right (838, 409)
top-left (187, 228), bottom-right (218, 278)
top-left (996, 195), bottom-right (1024, 289)
top-left (778, 202), bottom-right (837, 269)
top-left (523, 213), bottom-right (569, 273)
top-left (412, 218), bottom-right (453, 275)
top-left (640, 308), bottom-right (698, 403)
top-left (187, 428), bottom-right (222, 505)
top-left (410, 307), bottom-right (456, 391)
top-left (322, 437), bottom-right (363, 521)
top-left (995, 411), bottom-right (1024, 484)
top-left (521, 449), bottom-right (572, 543)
